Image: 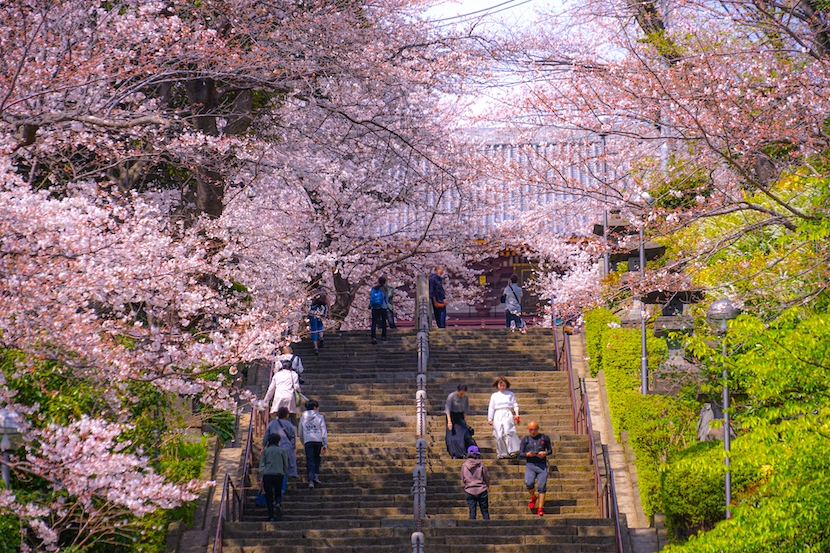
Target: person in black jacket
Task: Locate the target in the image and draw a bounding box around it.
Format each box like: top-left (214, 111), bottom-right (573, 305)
top-left (428, 266), bottom-right (447, 328)
top-left (519, 421), bottom-right (553, 516)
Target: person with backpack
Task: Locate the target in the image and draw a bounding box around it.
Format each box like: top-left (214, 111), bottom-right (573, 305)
top-left (277, 345), bottom-right (304, 374)
top-left (461, 445), bottom-right (491, 520)
top-left (298, 399), bottom-right (328, 488)
top-left (263, 407), bottom-right (298, 497)
top-left (309, 288), bottom-right (328, 354)
top-left (429, 266), bottom-right (447, 328)
top-left (369, 276), bottom-right (389, 344)
top-left (502, 274), bottom-right (526, 334)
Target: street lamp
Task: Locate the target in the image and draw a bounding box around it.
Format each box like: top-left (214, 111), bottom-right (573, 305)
top-left (637, 192), bottom-right (655, 395)
top-left (0, 408), bottom-right (22, 489)
top-left (599, 132), bottom-right (610, 277)
top-left (706, 299), bottom-right (741, 519)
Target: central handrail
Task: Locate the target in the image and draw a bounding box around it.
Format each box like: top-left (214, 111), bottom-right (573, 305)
top-left (412, 276), bottom-right (430, 553)
top-left (558, 328), bottom-right (624, 553)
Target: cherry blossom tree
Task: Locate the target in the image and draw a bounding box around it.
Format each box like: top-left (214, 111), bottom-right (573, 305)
top-left (477, 0), bottom-right (830, 313)
top-left (0, 0), bottom-right (482, 549)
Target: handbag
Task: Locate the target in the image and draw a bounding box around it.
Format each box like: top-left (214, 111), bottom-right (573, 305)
top-left (499, 293), bottom-right (506, 303)
top-left (432, 296), bottom-right (447, 309)
top-left (293, 389), bottom-right (302, 407)
top-left (255, 491), bottom-right (266, 506)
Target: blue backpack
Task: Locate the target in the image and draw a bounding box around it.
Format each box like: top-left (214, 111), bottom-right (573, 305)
top-left (369, 287), bottom-right (386, 308)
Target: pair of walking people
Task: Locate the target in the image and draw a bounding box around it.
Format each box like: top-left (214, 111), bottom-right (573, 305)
top-left (259, 400), bottom-right (328, 521)
top-left (460, 421), bottom-right (553, 519)
top-left (369, 276), bottom-right (397, 344)
top-left (444, 377), bottom-right (524, 460)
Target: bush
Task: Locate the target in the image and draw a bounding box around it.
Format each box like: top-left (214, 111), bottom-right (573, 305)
top-left (583, 308), bottom-right (618, 377)
top-left (661, 441), bottom-right (758, 540)
top-left (584, 310), bottom-right (698, 517)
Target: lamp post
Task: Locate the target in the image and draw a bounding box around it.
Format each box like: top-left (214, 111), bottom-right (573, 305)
top-left (637, 192), bottom-right (654, 395)
top-left (706, 299), bottom-right (741, 519)
top-left (0, 408), bottom-right (22, 489)
top-left (600, 133), bottom-right (610, 276)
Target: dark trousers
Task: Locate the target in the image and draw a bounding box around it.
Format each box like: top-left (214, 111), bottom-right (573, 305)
top-left (304, 441), bottom-right (323, 481)
top-left (370, 308), bottom-right (387, 340)
top-left (505, 311), bottom-right (524, 328)
top-left (262, 474), bottom-right (284, 519)
top-left (433, 305), bottom-right (447, 328)
top-left (387, 308), bottom-right (397, 329)
top-left (465, 491), bottom-right (490, 520)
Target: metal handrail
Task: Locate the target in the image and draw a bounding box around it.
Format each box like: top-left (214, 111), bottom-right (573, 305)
top-left (240, 412), bottom-right (255, 520)
top-left (212, 473), bottom-right (242, 553)
top-left (412, 282), bottom-right (430, 553)
top-left (558, 330), bottom-right (624, 553)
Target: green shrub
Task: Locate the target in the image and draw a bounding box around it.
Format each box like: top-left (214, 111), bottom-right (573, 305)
top-left (584, 311), bottom-right (698, 517)
top-left (661, 441), bottom-right (758, 540)
top-left (583, 308), bottom-right (618, 377)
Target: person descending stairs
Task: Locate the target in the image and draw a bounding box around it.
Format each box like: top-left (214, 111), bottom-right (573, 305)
top-left (218, 328), bottom-right (618, 553)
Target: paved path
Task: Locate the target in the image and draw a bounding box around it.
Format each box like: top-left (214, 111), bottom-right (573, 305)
top-left (569, 332), bottom-right (661, 553)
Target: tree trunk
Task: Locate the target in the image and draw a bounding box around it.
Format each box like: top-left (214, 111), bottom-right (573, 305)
top-left (330, 271), bottom-right (358, 325)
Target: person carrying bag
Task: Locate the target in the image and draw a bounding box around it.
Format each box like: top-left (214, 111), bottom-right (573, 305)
top-left (502, 274), bottom-right (526, 333)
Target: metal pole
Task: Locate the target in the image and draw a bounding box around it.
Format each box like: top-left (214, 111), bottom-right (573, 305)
top-left (723, 340), bottom-right (731, 519)
top-left (639, 226), bottom-right (648, 395)
top-left (601, 134), bottom-right (610, 276)
top-left (1, 450), bottom-right (9, 489)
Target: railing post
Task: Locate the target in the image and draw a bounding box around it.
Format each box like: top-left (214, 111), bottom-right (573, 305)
top-left (411, 531), bottom-right (425, 553)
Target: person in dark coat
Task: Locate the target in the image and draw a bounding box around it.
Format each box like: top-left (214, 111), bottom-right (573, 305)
top-left (429, 266), bottom-right (447, 328)
top-left (445, 384), bottom-right (473, 459)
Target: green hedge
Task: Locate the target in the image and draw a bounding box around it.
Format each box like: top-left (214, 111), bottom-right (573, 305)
top-left (585, 308), bottom-right (698, 518)
top-left (661, 441), bottom-right (758, 540)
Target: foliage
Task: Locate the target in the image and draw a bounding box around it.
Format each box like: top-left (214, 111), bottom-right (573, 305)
top-left (584, 311), bottom-right (698, 517)
top-left (0, 352), bottom-right (206, 552)
top-left (582, 308), bottom-right (617, 377)
top-left (663, 308), bottom-right (830, 551)
top-left (660, 441), bottom-right (758, 541)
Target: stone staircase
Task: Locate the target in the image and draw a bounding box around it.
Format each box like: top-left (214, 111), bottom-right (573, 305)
top-left (218, 328), bottom-right (617, 552)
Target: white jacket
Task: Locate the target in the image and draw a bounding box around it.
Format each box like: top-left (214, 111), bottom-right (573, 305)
top-left (298, 409), bottom-right (328, 448)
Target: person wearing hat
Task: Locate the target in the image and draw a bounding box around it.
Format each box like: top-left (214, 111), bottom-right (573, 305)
top-left (460, 445), bottom-right (491, 520)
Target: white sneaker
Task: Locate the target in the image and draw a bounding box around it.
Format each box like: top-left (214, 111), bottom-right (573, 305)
top-left (308, 481), bottom-right (315, 489)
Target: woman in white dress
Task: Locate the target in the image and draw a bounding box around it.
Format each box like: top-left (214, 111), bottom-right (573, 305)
top-left (487, 376), bottom-right (521, 459)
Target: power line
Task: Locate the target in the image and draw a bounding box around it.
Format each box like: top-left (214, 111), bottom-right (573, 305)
top-left (431, 0), bottom-right (537, 29)
top-left (431, 0), bottom-right (525, 22)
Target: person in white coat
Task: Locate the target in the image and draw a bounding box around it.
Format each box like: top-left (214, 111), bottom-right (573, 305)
top-left (263, 359), bottom-right (302, 422)
top-left (488, 376), bottom-right (521, 459)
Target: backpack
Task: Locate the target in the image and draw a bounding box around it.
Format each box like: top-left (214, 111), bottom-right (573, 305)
top-left (369, 287), bottom-right (386, 309)
top-left (279, 355), bottom-right (295, 370)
